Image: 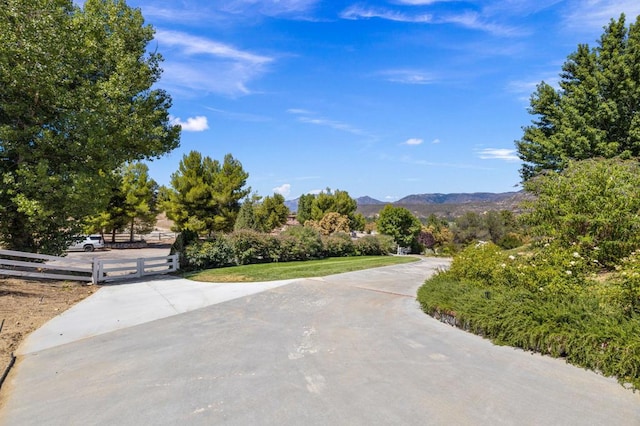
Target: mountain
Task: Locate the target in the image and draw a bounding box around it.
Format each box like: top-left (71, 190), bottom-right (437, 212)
top-left (356, 196), bottom-right (384, 205)
top-left (394, 192), bottom-right (521, 205)
top-left (286, 191), bottom-right (526, 217)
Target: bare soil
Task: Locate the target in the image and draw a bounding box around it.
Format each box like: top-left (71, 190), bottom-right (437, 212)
top-left (0, 278), bottom-right (97, 375)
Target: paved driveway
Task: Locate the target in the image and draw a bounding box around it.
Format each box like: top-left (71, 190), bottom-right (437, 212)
top-left (2, 258), bottom-right (639, 425)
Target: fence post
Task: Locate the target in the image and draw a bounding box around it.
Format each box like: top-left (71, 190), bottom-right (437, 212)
top-left (91, 260), bottom-right (99, 285)
top-left (137, 258), bottom-right (145, 278)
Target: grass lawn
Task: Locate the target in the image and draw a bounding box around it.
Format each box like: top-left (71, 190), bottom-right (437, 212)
top-left (185, 255), bottom-right (420, 282)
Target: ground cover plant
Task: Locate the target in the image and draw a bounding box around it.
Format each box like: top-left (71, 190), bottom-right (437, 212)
top-left (186, 255), bottom-right (419, 282)
top-left (417, 242), bottom-right (640, 389)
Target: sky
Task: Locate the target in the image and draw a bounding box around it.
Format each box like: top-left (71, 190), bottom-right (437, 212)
top-left (123, 0), bottom-right (640, 201)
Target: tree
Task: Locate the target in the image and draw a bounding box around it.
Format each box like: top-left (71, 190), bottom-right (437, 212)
top-left (298, 188), bottom-right (361, 230)
top-left (121, 163), bottom-right (158, 241)
top-left (164, 151), bottom-right (250, 236)
top-left (234, 194), bottom-right (261, 232)
top-left (296, 194), bottom-right (315, 225)
top-left (0, 0), bottom-right (180, 254)
top-left (376, 205), bottom-right (421, 248)
top-left (517, 14), bottom-right (640, 180)
top-left (255, 193), bottom-right (290, 232)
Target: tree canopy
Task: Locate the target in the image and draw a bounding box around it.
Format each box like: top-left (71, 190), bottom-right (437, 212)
top-left (163, 151), bottom-right (250, 236)
top-left (295, 189), bottom-right (364, 232)
top-left (376, 205), bottom-right (421, 248)
top-left (516, 14), bottom-right (640, 180)
top-left (0, 0), bottom-right (180, 253)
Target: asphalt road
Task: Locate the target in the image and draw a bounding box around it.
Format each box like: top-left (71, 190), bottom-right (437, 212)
top-left (2, 258), bottom-right (640, 425)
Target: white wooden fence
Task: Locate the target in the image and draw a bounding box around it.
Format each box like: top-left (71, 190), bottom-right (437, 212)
top-left (0, 250), bottom-right (178, 284)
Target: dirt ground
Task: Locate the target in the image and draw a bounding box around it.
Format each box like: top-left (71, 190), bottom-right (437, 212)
top-left (0, 278), bottom-right (97, 376)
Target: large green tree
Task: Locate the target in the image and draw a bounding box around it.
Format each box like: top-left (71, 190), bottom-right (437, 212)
top-left (0, 0), bottom-right (180, 253)
top-left (164, 151), bottom-right (250, 236)
top-left (121, 163), bottom-right (158, 241)
top-left (517, 14), bottom-right (640, 180)
top-left (376, 205), bottom-right (421, 248)
top-left (296, 189), bottom-right (364, 231)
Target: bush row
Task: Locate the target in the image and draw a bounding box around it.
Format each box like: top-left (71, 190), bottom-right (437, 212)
top-left (178, 227), bottom-right (396, 270)
top-left (418, 242), bottom-right (640, 389)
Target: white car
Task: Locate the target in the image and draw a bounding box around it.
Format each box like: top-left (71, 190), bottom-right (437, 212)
top-left (67, 235), bottom-right (105, 252)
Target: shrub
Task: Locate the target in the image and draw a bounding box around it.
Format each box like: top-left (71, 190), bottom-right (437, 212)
top-left (170, 229), bottom-right (200, 269)
top-left (353, 234), bottom-right (395, 256)
top-left (281, 226), bottom-right (323, 259)
top-left (322, 232), bottom-right (355, 257)
top-left (417, 273), bottom-right (640, 390)
top-left (184, 237), bottom-right (234, 270)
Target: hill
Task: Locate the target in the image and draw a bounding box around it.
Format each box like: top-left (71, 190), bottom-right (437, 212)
top-left (286, 191), bottom-right (527, 218)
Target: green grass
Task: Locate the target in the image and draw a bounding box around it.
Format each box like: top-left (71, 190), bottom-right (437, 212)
top-left (185, 255), bottom-right (420, 282)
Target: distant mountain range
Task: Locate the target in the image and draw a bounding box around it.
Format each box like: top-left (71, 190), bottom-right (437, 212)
top-left (285, 191), bottom-right (527, 218)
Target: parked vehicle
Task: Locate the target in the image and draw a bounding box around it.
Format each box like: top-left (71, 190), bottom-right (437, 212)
top-left (67, 235), bottom-right (105, 252)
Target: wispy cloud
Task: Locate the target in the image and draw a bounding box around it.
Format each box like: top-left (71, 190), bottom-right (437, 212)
top-left (287, 109), bottom-right (369, 136)
top-left (477, 148), bottom-right (520, 162)
top-left (171, 116), bottom-right (209, 132)
top-left (403, 138), bottom-right (424, 146)
top-left (155, 30), bottom-right (273, 96)
top-left (221, 0), bottom-right (320, 17)
top-left (432, 138), bottom-right (441, 144)
top-left (341, 5), bottom-right (519, 36)
top-left (563, 0), bottom-right (640, 31)
top-left (273, 183), bottom-right (292, 197)
top-left (378, 69), bottom-right (437, 85)
top-left (341, 5), bottom-right (432, 23)
top-left (206, 107), bottom-right (271, 122)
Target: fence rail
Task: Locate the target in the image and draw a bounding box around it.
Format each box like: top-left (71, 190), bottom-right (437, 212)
top-left (0, 250), bottom-right (178, 284)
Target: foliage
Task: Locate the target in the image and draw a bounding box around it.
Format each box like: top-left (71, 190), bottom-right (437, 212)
top-left (254, 193), bottom-right (289, 232)
top-left (169, 230), bottom-right (199, 269)
top-left (418, 238), bottom-right (640, 389)
top-left (296, 193), bottom-right (315, 225)
top-left (376, 205), bottom-right (421, 248)
top-left (354, 234), bottom-right (396, 256)
top-left (120, 163), bottom-right (158, 240)
top-left (234, 194), bottom-right (261, 232)
top-left (418, 272), bottom-right (640, 390)
top-left (280, 226), bottom-right (324, 260)
top-left (522, 158), bottom-right (640, 267)
top-left (516, 14), bottom-right (640, 180)
top-left (322, 233), bottom-right (355, 257)
top-left (310, 212), bottom-right (351, 236)
top-left (163, 151), bottom-right (250, 236)
top-left (0, 0), bottom-right (180, 254)
top-left (296, 189), bottom-right (360, 230)
top-left (184, 238), bottom-right (234, 270)
top-left (181, 228), bottom-right (396, 269)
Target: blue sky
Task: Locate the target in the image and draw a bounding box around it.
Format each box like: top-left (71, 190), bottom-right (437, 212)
top-left (128, 0), bottom-right (640, 201)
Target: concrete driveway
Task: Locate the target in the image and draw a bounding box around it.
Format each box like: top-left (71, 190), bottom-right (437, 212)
top-left (1, 258), bottom-right (639, 425)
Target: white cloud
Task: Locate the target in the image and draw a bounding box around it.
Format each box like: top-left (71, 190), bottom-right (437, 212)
top-left (221, 0), bottom-right (320, 17)
top-left (154, 30), bottom-right (273, 96)
top-left (156, 30), bottom-right (271, 64)
top-left (287, 109), bottom-right (368, 136)
top-left (404, 138), bottom-right (424, 146)
top-left (341, 5), bottom-right (432, 22)
top-left (341, 5), bottom-right (519, 36)
top-left (171, 116), bottom-right (209, 132)
top-left (379, 69), bottom-right (437, 85)
top-left (309, 189), bottom-right (323, 195)
top-left (477, 148), bottom-right (520, 162)
top-left (273, 183), bottom-right (292, 197)
top-left (564, 0), bottom-right (640, 31)
top-left (432, 138), bottom-right (441, 144)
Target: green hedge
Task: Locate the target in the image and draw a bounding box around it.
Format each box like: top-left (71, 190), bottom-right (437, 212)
top-left (180, 227), bottom-right (396, 270)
